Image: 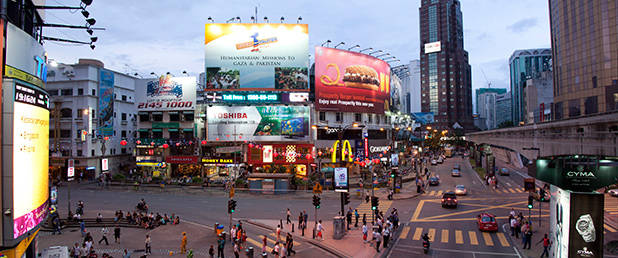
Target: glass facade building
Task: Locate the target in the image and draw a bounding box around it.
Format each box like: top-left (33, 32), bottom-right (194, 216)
top-left (508, 49), bottom-right (552, 124)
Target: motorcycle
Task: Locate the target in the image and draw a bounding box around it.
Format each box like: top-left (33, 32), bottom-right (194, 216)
top-left (422, 233), bottom-right (430, 254)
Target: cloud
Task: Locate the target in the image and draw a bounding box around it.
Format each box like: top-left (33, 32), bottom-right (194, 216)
top-left (507, 18), bottom-right (538, 33)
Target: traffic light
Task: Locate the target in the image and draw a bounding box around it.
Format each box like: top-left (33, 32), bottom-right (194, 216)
top-left (524, 178), bottom-right (535, 192)
top-left (539, 188), bottom-right (546, 202)
top-left (527, 195), bottom-right (534, 209)
top-left (390, 170), bottom-right (397, 178)
top-left (343, 192), bottom-right (350, 205)
top-left (312, 195), bottom-right (321, 209)
top-left (227, 199), bottom-right (237, 213)
top-left (371, 196), bottom-right (379, 210)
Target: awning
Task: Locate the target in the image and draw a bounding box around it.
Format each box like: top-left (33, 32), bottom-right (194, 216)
top-left (168, 111), bottom-right (179, 115)
top-left (152, 112), bottom-right (163, 115)
top-left (182, 128), bottom-right (193, 132)
top-left (183, 111), bottom-right (194, 114)
top-left (138, 111), bottom-right (149, 115)
top-left (168, 128), bottom-right (179, 132)
top-left (152, 128), bottom-right (163, 132)
top-left (138, 129), bottom-right (149, 132)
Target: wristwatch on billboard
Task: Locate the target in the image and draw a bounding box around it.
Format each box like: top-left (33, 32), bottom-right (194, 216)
top-left (575, 214), bottom-right (595, 242)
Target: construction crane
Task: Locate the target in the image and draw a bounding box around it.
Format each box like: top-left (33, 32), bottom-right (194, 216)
top-left (480, 69), bottom-right (492, 88)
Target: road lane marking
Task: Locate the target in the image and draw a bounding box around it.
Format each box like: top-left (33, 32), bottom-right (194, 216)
top-left (390, 243), bottom-right (520, 256)
top-left (455, 230), bottom-right (463, 244)
top-left (412, 227), bottom-right (423, 240)
top-left (268, 233), bottom-right (302, 245)
top-left (428, 228), bottom-right (436, 242)
top-left (429, 190), bottom-right (436, 196)
top-left (604, 224), bottom-right (617, 232)
top-left (506, 182), bottom-right (512, 187)
top-left (400, 226), bottom-right (410, 239)
top-left (246, 237), bottom-right (272, 253)
top-left (411, 200), bottom-right (426, 221)
top-left (419, 201), bottom-right (527, 221)
top-left (468, 231), bottom-right (479, 245)
top-left (515, 188), bottom-right (524, 193)
top-left (413, 214), bottom-right (550, 222)
top-left (437, 190), bottom-right (443, 196)
top-left (482, 232), bottom-right (494, 246)
top-left (441, 229), bottom-right (449, 243)
top-left (497, 232), bottom-right (510, 247)
top-left (508, 188), bottom-right (516, 193)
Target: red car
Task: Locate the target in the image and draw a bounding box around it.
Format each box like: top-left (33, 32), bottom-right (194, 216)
top-left (477, 213), bottom-right (498, 232)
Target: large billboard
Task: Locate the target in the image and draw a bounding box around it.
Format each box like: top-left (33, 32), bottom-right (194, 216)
top-left (412, 112), bottom-right (435, 125)
top-left (98, 69), bottom-right (114, 136)
top-left (390, 73), bottom-right (403, 112)
top-left (204, 23), bottom-right (309, 91)
top-left (314, 46), bottom-right (391, 114)
top-left (207, 105), bottom-right (310, 141)
top-left (12, 83), bottom-right (49, 239)
top-left (136, 75), bottom-right (197, 111)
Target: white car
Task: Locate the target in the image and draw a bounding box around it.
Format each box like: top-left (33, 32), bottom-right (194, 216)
top-left (609, 189), bottom-right (618, 197)
top-left (431, 159), bottom-right (437, 165)
top-left (455, 185), bottom-right (467, 195)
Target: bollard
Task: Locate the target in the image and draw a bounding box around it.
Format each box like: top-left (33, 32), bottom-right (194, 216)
top-left (292, 223), bottom-right (294, 233)
top-left (301, 224), bottom-right (305, 236)
top-left (245, 247), bottom-right (254, 258)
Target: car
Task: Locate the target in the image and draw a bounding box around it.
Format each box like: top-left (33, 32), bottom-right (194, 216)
top-left (451, 168), bottom-right (461, 177)
top-left (429, 176), bottom-right (440, 186)
top-left (455, 185), bottom-right (467, 195)
top-left (441, 192), bottom-right (458, 208)
top-left (454, 164), bottom-right (461, 170)
top-left (431, 159), bottom-right (437, 165)
top-left (608, 188), bottom-right (618, 197)
top-left (499, 168), bottom-right (510, 176)
top-left (477, 213), bottom-right (498, 232)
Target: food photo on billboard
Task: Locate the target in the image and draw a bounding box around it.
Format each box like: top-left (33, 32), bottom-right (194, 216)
top-left (204, 23), bottom-right (309, 91)
top-left (314, 46), bottom-right (391, 114)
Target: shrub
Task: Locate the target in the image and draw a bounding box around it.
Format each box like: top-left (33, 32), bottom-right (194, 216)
top-left (112, 173), bottom-right (126, 182)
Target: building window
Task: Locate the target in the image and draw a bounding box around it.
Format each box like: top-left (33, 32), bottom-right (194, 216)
top-left (121, 113), bottom-right (127, 121)
top-left (60, 108), bottom-right (72, 118)
top-left (568, 99), bottom-right (580, 117)
top-left (122, 95), bottom-right (127, 101)
top-left (319, 112), bottom-right (326, 121)
top-left (139, 113), bottom-right (150, 122)
top-left (152, 130), bottom-right (163, 138)
top-left (92, 89), bottom-right (96, 96)
top-left (91, 149), bottom-right (95, 156)
top-left (77, 150), bottom-right (83, 156)
top-left (49, 89), bottom-right (59, 96)
top-left (183, 112), bottom-right (194, 121)
top-left (335, 112), bottom-right (343, 122)
top-left (121, 130), bottom-right (127, 138)
top-left (77, 88), bottom-right (84, 95)
top-left (368, 114), bottom-right (372, 123)
top-left (354, 113), bottom-right (362, 122)
top-left (92, 111), bottom-right (96, 119)
top-left (61, 89), bottom-right (73, 96)
top-left (376, 115), bottom-right (380, 124)
top-left (584, 96), bottom-right (598, 115)
top-left (592, 76), bottom-right (597, 88)
top-left (114, 112), bottom-right (117, 118)
top-left (121, 148), bottom-right (127, 154)
top-left (60, 130), bottom-right (71, 138)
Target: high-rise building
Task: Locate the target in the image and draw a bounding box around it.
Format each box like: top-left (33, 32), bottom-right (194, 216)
top-left (496, 92), bottom-right (512, 128)
top-left (402, 60), bottom-right (421, 114)
top-left (524, 71), bottom-right (553, 123)
top-left (508, 49), bottom-right (552, 124)
top-left (475, 88), bottom-right (506, 115)
top-left (549, 0), bottom-right (618, 119)
top-left (477, 92), bottom-right (498, 130)
top-left (419, 0), bottom-right (473, 130)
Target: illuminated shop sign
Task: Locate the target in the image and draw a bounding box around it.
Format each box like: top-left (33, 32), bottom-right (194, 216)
top-left (222, 93), bottom-right (279, 102)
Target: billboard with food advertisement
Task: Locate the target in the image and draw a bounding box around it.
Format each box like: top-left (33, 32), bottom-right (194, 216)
top-left (204, 23), bottom-right (309, 91)
top-left (11, 83), bottom-right (49, 239)
top-left (207, 105), bottom-right (310, 141)
top-left (136, 75), bottom-right (197, 111)
top-left (314, 46), bottom-right (391, 114)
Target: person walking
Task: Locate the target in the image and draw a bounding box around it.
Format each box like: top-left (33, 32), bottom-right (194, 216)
top-left (303, 211), bottom-right (308, 227)
top-left (286, 208), bottom-right (292, 224)
top-left (286, 233), bottom-right (296, 256)
top-left (261, 235), bottom-right (268, 255)
top-left (70, 243), bottom-right (80, 258)
top-left (217, 234), bottom-right (226, 258)
top-left (208, 245), bottom-right (215, 258)
top-left (382, 226), bottom-right (390, 248)
top-left (273, 242), bottom-right (280, 258)
top-left (98, 227), bottom-right (109, 245)
top-left (362, 224), bottom-right (368, 243)
top-left (538, 233), bottom-right (551, 257)
top-left (276, 225), bottom-right (282, 242)
top-left (523, 224), bottom-right (532, 249)
top-left (233, 241), bottom-right (240, 258)
top-left (521, 221), bottom-right (530, 245)
top-left (298, 212), bottom-right (303, 230)
top-left (354, 209), bottom-right (359, 227)
top-left (363, 213), bottom-right (367, 226)
top-left (346, 209), bottom-right (352, 230)
top-left (144, 234), bottom-right (151, 255)
top-left (316, 220), bottom-right (324, 240)
top-left (509, 215), bottom-right (516, 236)
top-left (180, 232), bottom-right (187, 254)
top-left (80, 220), bottom-right (86, 237)
top-left (113, 226), bottom-right (120, 244)
top-left (373, 229), bottom-right (381, 252)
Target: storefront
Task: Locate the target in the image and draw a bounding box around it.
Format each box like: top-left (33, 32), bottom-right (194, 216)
top-left (247, 143), bottom-right (314, 178)
top-left (166, 156), bottom-right (200, 177)
top-left (201, 155), bottom-right (241, 178)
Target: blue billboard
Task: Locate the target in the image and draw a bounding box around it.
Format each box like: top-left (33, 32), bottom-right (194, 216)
top-left (412, 112), bottom-right (435, 125)
top-left (98, 69), bottom-right (114, 136)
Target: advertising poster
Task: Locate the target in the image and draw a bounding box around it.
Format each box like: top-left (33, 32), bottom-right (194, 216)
top-left (314, 46), bottom-right (391, 114)
top-left (12, 83), bottom-right (49, 238)
top-left (412, 112), bottom-right (435, 125)
top-left (204, 23), bottom-right (309, 91)
top-left (207, 105), bottom-right (309, 141)
top-left (98, 69), bottom-right (114, 136)
top-left (334, 167), bottom-right (349, 192)
top-left (136, 75), bottom-right (196, 111)
top-left (568, 192), bottom-right (604, 258)
top-left (551, 185), bottom-right (571, 258)
top-left (390, 74), bottom-right (403, 112)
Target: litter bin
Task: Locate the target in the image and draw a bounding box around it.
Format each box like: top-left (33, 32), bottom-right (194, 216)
top-left (332, 216), bottom-right (346, 240)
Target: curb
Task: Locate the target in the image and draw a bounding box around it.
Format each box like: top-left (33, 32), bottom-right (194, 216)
top-left (242, 219), bottom-right (347, 258)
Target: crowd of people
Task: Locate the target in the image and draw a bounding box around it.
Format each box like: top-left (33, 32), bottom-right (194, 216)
top-left (274, 67), bottom-right (308, 90)
top-left (365, 208), bottom-right (399, 252)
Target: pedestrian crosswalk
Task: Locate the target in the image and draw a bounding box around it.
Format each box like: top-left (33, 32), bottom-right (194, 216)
top-left (244, 233), bottom-right (302, 254)
top-left (421, 188), bottom-right (526, 197)
top-left (399, 226), bottom-right (511, 247)
top-left (354, 200), bottom-right (393, 218)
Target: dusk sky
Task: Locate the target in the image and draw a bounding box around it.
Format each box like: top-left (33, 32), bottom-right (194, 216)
top-left (43, 0), bottom-right (550, 103)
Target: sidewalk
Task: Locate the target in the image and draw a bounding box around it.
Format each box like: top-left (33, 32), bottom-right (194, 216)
top-left (248, 218), bottom-right (388, 258)
top-left (39, 220), bottom-right (219, 257)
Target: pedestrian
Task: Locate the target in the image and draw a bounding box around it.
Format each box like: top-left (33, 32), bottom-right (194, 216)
top-left (96, 213), bottom-right (103, 223)
top-left (98, 227), bottom-right (109, 245)
top-left (363, 213), bottom-right (367, 225)
top-left (382, 226), bottom-right (390, 248)
top-left (80, 243), bottom-right (88, 258)
top-left (180, 232), bottom-right (187, 254)
top-left (346, 208), bottom-right (352, 230)
top-left (317, 220), bottom-right (324, 240)
top-left (538, 233), bottom-right (551, 257)
top-left (233, 241), bottom-right (240, 258)
top-left (509, 208), bottom-right (516, 218)
top-left (230, 225), bottom-right (237, 243)
top-left (509, 215), bottom-right (516, 236)
top-left (286, 233), bottom-right (296, 256)
top-left (280, 241), bottom-right (287, 258)
top-left (122, 249), bottom-right (131, 258)
top-left (80, 220), bottom-right (86, 237)
top-left (298, 212), bottom-right (303, 230)
top-left (514, 217), bottom-right (520, 239)
top-left (262, 235), bottom-right (268, 254)
top-left (374, 230), bottom-right (381, 252)
top-left (521, 221), bottom-right (529, 245)
top-left (217, 234), bottom-right (226, 258)
top-left (286, 208), bottom-right (291, 224)
top-left (145, 234), bottom-right (151, 255)
top-left (70, 243), bottom-right (80, 258)
top-left (276, 224), bottom-right (282, 242)
top-left (114, 226), bottom-right (120, 243)
top-left (273, 242), bottom-right (280, 258)
top-left (523, 223), bottom-right (532, 249)
top-left (208, 245), bottom-right (215, 258)
top-left (362, 224), bottom-right (368, 243)
top-left (354, 209), bottom-right (359, 227)
top-left (303, 211), bottom-right (308, 226)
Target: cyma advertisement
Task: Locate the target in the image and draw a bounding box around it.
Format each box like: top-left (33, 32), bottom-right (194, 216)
top-left (204, 23), bottom-right (309, 91)
top-left (12, 83), bottom-right (49, 239)
top-left (136, 75), bottom-right (197, 111)
top-left (314, 46), bottom-right (391, 114)
top-left (207, 106), bottom-right (310, 141)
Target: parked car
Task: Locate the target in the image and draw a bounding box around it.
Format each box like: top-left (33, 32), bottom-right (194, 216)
top-left (441, 192), bottom-right (458, 208)
top-left (451, 168), bottom-right (461, 177)
top-left (499, 168), bottom-right (510, 176)
top-left (477, 213), bottom-right (498, 232)
top-left (455, 185), bottom-right (467, 195)
top-left (429, 176), bottom-right (440, 186)
top-left (431, 159), bottom-right (438, 165)
top-left (608, 188), bottom-right (618, 197)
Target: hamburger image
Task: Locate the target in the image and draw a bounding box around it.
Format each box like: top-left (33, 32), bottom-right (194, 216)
top-left (343, 65), bottom-right (380, 91)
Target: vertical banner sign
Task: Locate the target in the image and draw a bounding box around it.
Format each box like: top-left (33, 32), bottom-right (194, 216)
top-left (102, 158), bottom-right (109, 171)
top-left (67, 159), bottom-right (75, 177)
top-left (98, 69), bottom-right (114, 136)
top-left (364, 138), bottom-right (369, 158)
top-left (334, 167), bottom-right (349, 192)
top-left (262, 145), bottom-right (273, 163)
